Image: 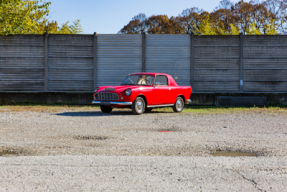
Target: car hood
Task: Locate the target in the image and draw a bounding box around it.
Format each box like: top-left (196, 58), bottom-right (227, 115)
top-left (97, 85), bottom-right (139, 93)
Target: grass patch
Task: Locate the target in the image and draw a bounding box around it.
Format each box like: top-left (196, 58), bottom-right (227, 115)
top-left (152, 105), bottom-right (287, 114)
top-left (0, 104), bottom-right (99, 112)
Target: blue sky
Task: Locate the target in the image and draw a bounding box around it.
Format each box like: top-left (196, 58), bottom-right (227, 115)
top-left (47, 0), bottom-right (239, 34)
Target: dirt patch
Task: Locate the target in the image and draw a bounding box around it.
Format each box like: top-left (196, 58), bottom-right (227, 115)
top-left (0, 147), bottom-right (33, 157)
top-left (159, 130), bottom-right (174, 132)
top-left (211, 151), bottom-right (258, 157)
top-left (157, 127), bottom-right (183, 132)
top-left (210, 148), bottom-right (259, 157)
top-left (0, 150), bottom-right (17, 156)
top-left (112, 126), bottom-right (184, 132)
top-left (73, 136), bottom-right (109, 140)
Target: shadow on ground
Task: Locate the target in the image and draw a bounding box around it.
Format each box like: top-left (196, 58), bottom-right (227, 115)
top-left (56, 111), bottom-right (134, 117)
top-left (56, 110), bottom-right (173, 117)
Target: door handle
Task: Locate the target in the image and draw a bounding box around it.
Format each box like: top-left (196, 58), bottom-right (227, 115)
top-left (168, 88), bottom-right (171, 91)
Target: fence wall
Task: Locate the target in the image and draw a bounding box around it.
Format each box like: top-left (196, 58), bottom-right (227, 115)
top-left (0, 34), bottom-right (287, 93)
top-left (0, 35), bottom-right (45, 91)
top-left (243, 36), bottom-right (287, 92)
top-left (193, 36), bottom-right (240, 92)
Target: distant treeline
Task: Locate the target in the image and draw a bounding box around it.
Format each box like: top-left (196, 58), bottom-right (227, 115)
top-left (119, 0), bottom-right (287, 35)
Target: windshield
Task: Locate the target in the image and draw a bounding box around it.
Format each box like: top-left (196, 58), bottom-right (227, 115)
top-left (121, 75), bottom-right (154, 85)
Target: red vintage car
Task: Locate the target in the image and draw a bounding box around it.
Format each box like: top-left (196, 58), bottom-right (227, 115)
top-left (92, 72), bottom-right (192, 115)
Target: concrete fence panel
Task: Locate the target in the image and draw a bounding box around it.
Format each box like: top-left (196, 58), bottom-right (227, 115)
top-left (48, 35), bottom-right (94, 91)
top-left (145, 35), bottom-right (191, 86)
top-left (193, 36), bottom-right (240, 92)
top-left (97, 34), bottom-right (142, 87)
top-left (0, 35), bottom-right (45, 91)
top-left (243, 36), bottom-right (287, 92)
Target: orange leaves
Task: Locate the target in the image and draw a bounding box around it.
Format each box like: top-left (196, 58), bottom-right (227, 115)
top-left (119, 14), bottom-right (184, 34)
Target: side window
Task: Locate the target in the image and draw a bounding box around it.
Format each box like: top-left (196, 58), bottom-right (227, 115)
top-left (155, 75), bottom-right (168, 86)
top-left (146, 76), bottom-right (154, 85)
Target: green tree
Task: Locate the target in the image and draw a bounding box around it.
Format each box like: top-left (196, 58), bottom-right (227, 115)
top-left (0, 0), bottom-right (50, 34)
top-left (179, 7), bottom-right (211, 34)
top-left (194, 16), bottom-right (217, 35)
top-left (69, 19), bottom-right (83, 34)
top-left (0, 0), bottom-right (83, 35)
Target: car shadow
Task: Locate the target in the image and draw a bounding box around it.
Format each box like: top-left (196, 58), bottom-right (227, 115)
top-left (56, 111), bottom-right (135, 117)
top-left (55, 110), bottom-right (173, 117)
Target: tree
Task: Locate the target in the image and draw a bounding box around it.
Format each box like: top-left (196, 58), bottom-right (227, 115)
top-left (179, 7), bottom-right (210, 34)
top-left (119, 13), bottom-right (147, 34)
top-left (194, 16), bottom-right (217, 35)
top-left (0, 0), bottom-right (50, 34)
top-left (263, 0), bottom-right (287, 34)
top-left (119, 0), bottom-right (287, 35)
top-left (145, 15), bottom-right (185, 34)
top-left (232, 1), bottom-right (254, 34)
top-left (0, 0), bottom-right (83, 35)
top-left (231, 0), bottom-right (278, 35)
top-left (119, 14), bottom-right (184, 34)
top-left (210, 0), bottom-right (236, 34)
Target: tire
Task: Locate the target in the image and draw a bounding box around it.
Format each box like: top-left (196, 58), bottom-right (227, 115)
top-left (132, 97), bottom-right (145, 115)
top-left (145, 108), bottom-right (152, 112)
top-left (100, 105), bottom-right (113, 113)
top-left (173, 97), bottom-right (184, 113)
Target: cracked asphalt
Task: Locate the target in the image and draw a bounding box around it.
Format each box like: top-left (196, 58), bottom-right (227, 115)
top-left (0, 156), bottom-right (286, 191)
top-left (0, 107), bottom-right (287, 191)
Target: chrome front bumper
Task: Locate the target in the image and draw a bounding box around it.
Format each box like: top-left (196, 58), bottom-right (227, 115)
top-left (92, 100), bottom-right (191, 105)
top-left (92, 101), bottom-right (132, 105)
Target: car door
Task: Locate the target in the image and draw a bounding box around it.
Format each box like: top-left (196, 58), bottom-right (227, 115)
top-left (152, 75), bottom-right (170, 105)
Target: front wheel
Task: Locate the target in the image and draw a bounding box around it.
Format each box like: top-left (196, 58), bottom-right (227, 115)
top-left (100, 105), bottom-right (113, 113)
top-left (132, 97), bottom-right (145, 115)
top-left (173, 97), bottom-right (184, 113)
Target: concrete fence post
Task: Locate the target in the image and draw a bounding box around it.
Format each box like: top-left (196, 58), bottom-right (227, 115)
top-left (240, 33), bottom-right (244, 92)
top-left (44, 32), bottom-right (49, 92)
top-left (190, 33), bottom-right (194, 89)
top-left (142, 33), bottom-right (146, 72)
top-left (93, 32), bottom-right (98, 91)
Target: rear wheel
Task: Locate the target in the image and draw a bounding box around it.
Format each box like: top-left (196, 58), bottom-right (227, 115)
top-left (132, 97), bottom-right (145, 115)
top-left (100, 105), bottom-right (113, 113)
top-left (173, 97), bottom-right (184, 113)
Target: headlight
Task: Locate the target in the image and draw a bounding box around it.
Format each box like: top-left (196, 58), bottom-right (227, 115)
top-left (125, 88), bottom-right (131, 96)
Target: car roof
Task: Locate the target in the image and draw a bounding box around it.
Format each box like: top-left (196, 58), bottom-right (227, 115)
top-left (128, 72), bottom-right (178, 86)
top-left (129, 72), bottom-right (169, 76)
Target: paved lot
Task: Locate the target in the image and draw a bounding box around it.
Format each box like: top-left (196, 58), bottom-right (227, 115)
top-left (0, 107), bottom-right (287, 191)
top-left (1, 156), bottom-right (286, 191)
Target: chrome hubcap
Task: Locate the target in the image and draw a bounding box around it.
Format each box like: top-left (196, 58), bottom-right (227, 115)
top-left (176, 99), bottom-right (183, 111)
top-left (136, 100), bottom-right (144, 112)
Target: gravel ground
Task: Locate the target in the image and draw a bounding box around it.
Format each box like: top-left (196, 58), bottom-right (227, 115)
top-left (0, 108), bottom-right (287, 157)
top-left (1, 156), bottom-right (286, 191)
top-left (0, 107), bottom-right (287, 191)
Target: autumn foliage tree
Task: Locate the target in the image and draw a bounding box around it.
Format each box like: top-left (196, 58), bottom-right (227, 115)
top-left (119, 0), bottom-right (287, 35)
top-left (119, 14), bottom-right (184, 34)
top-left (0, 0), bottom-right (83, 35)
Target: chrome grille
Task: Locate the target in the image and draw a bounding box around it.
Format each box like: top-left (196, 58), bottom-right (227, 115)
top-left (95, 92), bottom-right (119, 100)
